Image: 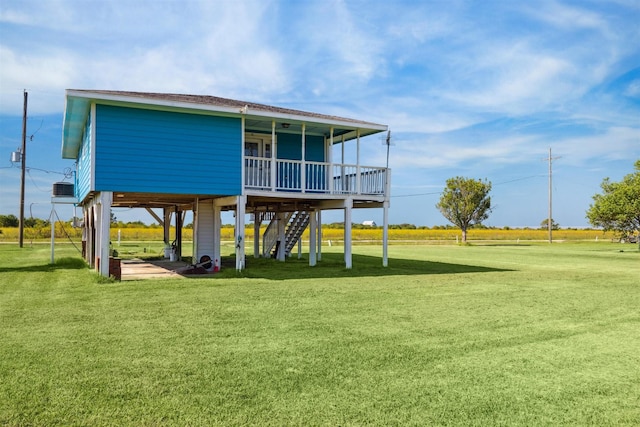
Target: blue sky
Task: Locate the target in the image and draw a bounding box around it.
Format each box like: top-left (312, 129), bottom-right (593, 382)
top-left (1, 0), bottom-right (638, 227)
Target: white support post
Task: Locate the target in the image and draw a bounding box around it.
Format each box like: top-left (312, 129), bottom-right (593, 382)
top-left (50, 206), bottom-right (55, 264)
top-left (241, 115), bottom-right (246, 194)
top-left (93, 202), bottom-right (99, 271)
top-left (309, 210), bottom-right (317, 267)
top-left (213, 204), bottom-right (221, 268)
top-left (97, 191), bottom-right (113, 277)
top-left (277, 212), bottom-right (286, 262)
top-left (301, 123), bottom-right (306, 193)
top-left (235, 195), bottom-right (246, 271)
top-left (192, 199), bottom-right (199, 261)
top-left (328, 127), bottom-right (334, 193)
top-left (88, 206), bottom-right (95, 268)
top-left (356, 129), bottom-right (361, 194)
top-left (271, 121), bottom-right (277, 192)
top-left (341, 136), bottom-right (346, 192)
top-left (383, 200), bottom-right (389, 267)
top-left (344, 198), bottom-right (353, 269)
top-left (317, 210), bottom-right (322, 262)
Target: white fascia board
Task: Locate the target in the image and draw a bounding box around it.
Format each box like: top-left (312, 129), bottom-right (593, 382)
top-left (244, 108), bottom-right (388, 133)
top-left (62, 94), bottom-right (91, 159)
top-left (65, 90), bottom-right (245, 116)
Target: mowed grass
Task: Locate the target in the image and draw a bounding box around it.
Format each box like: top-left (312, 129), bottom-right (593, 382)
top-left (0, 242), bottom-right (639, 426)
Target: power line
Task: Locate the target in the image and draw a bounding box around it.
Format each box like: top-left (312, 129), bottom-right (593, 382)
top-left (391, 174), bottom-right (544, 198)
top-left (26, 169), bottom-right (51, 193)
top-left (493, 174), bottom-right (546, 186)
top-left (25, 167), bottom-right (67, 176)
top-left (392, 190), bottom-right (442, 198)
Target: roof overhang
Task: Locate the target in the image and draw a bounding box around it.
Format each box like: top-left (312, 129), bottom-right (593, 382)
top-left (61, 90), bottom-right (388, 159)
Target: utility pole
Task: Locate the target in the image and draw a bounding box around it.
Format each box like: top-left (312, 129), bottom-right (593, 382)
top-left (546, 147), bottom-right (560, 243)
top-left (19, 90), bottom-right (28, 248)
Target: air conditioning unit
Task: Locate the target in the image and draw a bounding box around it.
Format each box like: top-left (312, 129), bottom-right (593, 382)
top-left (52, 182), bottom-right (74, 197)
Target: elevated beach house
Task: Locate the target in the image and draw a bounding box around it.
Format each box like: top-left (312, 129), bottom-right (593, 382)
top-left (61, 90), bottom-right (390, 276)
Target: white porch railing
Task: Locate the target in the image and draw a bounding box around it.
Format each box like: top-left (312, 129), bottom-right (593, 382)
top-left (245, 157), bottom-right (388, 196)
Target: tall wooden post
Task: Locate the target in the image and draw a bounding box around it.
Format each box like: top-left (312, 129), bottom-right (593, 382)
top-left (19, 90), bottom-right (28, 248)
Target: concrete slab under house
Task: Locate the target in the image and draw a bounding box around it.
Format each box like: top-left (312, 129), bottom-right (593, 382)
top-left (59, 90), bottom-right (391, 277)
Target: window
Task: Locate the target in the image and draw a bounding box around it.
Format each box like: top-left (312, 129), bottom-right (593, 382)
top-left (245, 134), bottom-right (273, 158)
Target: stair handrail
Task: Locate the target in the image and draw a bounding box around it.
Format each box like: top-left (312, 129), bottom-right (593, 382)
top-left (262, 214), bottom-right (279, 256)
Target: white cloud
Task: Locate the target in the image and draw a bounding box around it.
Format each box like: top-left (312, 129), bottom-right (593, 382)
top-left (523, 0), bottom-right (611, 35)
top-left (389, 132), bottom-right (539, 170)
top-left (388, 123), bottom-right (640, 174)
top-left (554, 126), bottom-right (640, 165)
top-left (624, 79), bottom-right (640, 97)
top-left (0, 0), bottom-right (289, 113)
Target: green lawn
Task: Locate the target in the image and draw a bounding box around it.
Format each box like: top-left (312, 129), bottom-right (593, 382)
top-left (1, 242), bottom-right (639, 426)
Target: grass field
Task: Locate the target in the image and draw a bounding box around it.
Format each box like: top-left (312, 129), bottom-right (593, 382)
top-left (1, 242), bottom-right (639, 426)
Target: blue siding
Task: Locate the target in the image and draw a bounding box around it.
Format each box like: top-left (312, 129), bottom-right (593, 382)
top-left (276, 132), bottom-right (325, 161)
top-left (76, 116), bottom-right (92, 201)
top-left (94, 105), bottom-right (242, 195)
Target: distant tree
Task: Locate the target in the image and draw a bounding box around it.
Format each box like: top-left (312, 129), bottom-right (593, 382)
top-left (0, 214), bottom-right (19, 227)
top-left (540, 218), bottom-right (560, 230)
top-left (436, 177), bottom-right (492, 243)
top-left (586, 160), bottom-right (640, 240)
top-left (23, 217), bottom-right (50, 228)
top-left (126, 220), bottom-right (147, 228)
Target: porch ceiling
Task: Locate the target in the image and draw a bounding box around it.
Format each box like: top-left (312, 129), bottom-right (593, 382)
top-left (110, 192), bottom-right (215, 211)
top-left (243, 117), bottom-right (380, 141)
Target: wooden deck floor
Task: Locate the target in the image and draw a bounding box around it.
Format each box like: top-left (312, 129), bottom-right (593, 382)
top-left (120, 258), bottom-right (189, 280)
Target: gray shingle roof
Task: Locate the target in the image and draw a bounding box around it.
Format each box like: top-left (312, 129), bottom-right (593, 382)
top-left (70, 89), bottom-right (383, 127)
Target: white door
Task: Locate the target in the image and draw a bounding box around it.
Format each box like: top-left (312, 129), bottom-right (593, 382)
top-left (245, 135), bottom-right (273, 188)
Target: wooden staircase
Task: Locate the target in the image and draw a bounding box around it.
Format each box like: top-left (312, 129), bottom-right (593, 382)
top-left (262, 211), bottom-right (311, 258)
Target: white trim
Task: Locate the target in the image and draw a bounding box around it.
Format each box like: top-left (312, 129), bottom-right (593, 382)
top-left (242, 188), bottom-right (386, 203)
top-left (327, 128), bottom-right (333, 192)
top-left (50, 196), bottom-right (78, 204)
top-left (241, 116), bottom-right (246, 196)
top-left (301, 123), bottom-right (306, 194)
top-left (271, 121), bottom-right (276, 192)
top-left (90, 103), bottom-right (96, 192)
top-left (356, 129), bottom-right (361, 194)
